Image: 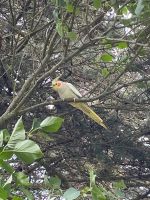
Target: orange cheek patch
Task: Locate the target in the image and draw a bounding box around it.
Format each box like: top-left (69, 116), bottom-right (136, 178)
top-left (57, 81), bottom-right (62, 87)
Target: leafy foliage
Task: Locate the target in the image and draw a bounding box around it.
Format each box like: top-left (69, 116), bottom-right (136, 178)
top-left (0, 0), bottom-right (150, 199)
top-left (40, 116), bottom-right (64, 133)
top-left (44, 168), bottom-right (126, 200)
top-left (0, 116), bottom-right (64, 199)
top-left (63, 187), bottom-right (80, 200)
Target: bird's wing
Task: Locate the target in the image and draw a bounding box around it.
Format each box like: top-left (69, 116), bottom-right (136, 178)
top-left (66, 82), bottom-right (82, 98)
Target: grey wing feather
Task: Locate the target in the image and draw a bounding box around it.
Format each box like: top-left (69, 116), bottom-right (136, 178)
top-left (66, 83), bottom-right (82, 98)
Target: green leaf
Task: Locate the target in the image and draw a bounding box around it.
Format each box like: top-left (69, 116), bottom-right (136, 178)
top-left (56, 20), bottom-right (63, 37)
top-left (16, 172), bottom-right (31, 187)
top-left (0, 151), bottom-right (13, 160)
top-left (44, 176), bottom-right (61, 189)
top-left (14, 140), bottom-right (43, 164)
top-left (0, 160), bottom-right (14, 174)
top-left (135, 0), bottom-right (144, 16)
top-left (40, 116), bottom-right (64, 133)
top-left (101, 68), bottom-right (109, 78)
top-left (75, 7), bottom-right (80, 15)
top-left (0, 186), bottom-right (8, 200)
top-left (81, 186), bottom-right (91, 195)
top-left (3, 175), bottom-right (13, 188)
top-left (0, 129), bottom-right (10, 147)
top-left (66, 32), bottom-right (77, 41)
top-left (89, 168), bottom-right (96, 188)
top-left (6, 117), bottom-right (25, 149)
top-left (3, 181), bottom-right (11, 194)
top-left (101, 53), bottom-right (113, 62)
top-left (92, 185), bottom-right (106, 200)
top-left (117, 42), bottom-right (128, 49)
top-left (21, 188), bottom-right (34, 200)
top-left (93, 0), bottom-right (101, 9)
top-left (121, 6), bottom-right (128, 15)
top-left (3, 130), bottom-right (10, 143)
top-left (30, 118), bottom-right (41, 132)
top-left (12, 196), bottom-right (23, 200)
top-left (66, 3), bottom-right (74, 13)
top-left (113, 180), bottom-right (126, 190)
top-left (56, 20), bottom-right (68, 37)
top-left (63, 187), bottom-right (80, 200)
top-left (31, 118), bottom-right (41, 130)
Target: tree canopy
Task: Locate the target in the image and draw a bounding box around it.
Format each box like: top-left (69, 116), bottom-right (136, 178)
top-left (0, 0), bottom-right (150, 199)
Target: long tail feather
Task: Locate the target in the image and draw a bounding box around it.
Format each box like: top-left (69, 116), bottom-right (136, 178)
top-left (70, 102), bottom-right (107, 129)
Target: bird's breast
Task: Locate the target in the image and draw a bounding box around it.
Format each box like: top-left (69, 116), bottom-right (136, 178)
top-left (58, 88), bottom-right (78, 99)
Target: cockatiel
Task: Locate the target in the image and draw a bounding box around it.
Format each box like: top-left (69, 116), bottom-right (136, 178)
top-left (51, 79), bottom-right (107, 129)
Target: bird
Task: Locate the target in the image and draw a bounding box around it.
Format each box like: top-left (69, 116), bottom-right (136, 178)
top-left (51, 78), bottom-right (107, 129)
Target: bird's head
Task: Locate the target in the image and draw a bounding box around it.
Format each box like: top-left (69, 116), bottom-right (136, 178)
top-left (51, 79), bottom-right (63, 91)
